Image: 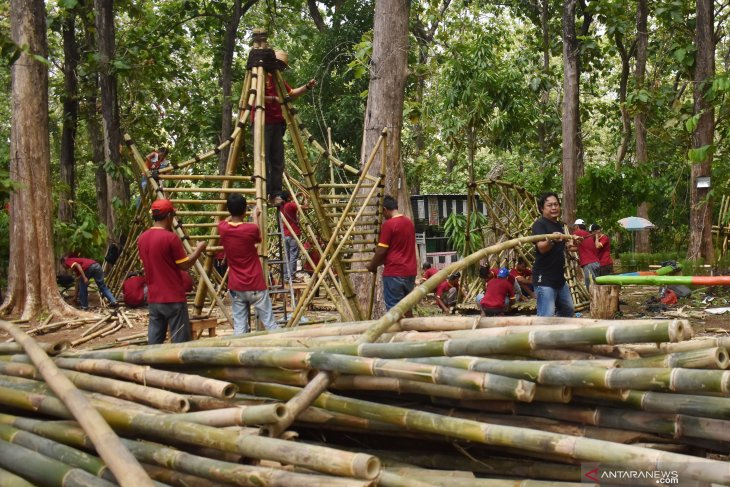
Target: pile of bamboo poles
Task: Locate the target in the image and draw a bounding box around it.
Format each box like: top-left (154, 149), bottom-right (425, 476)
top-left (1, 313), bottom-right (730, 486)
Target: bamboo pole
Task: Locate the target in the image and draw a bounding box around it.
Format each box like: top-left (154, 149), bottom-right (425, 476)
top-left (124, 134), bottom-right (233, 325)
top-left (52, 357), bottom-right (237, 399)
top-left (0, 413), bottom-right (374, 487)
top-left (0, 438), bottom-right (117, 487)
top-left (0, 384), bottom-right (381, 480)
top-left (0, 320), bottom-right (154, 487)
top-left (235, 381), bottom-right (730, 485)
top-left (0, 466), bottom-right (35, 487)
top-left (166, 403), bottom-right (287, 427)
top-left (620, 347), bottom-right (729, 369)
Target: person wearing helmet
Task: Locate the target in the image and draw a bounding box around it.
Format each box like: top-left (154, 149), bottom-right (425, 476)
top-left (480, 267), bottom-right (515, 316)
top-left (251, 50), bottom-right (317, 203)
top-left (435, 272), bottom-right (461, 314)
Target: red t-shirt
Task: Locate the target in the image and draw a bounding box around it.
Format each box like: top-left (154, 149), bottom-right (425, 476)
top-left (63, 257), bottom-right (96, 276)
top-left (180, 271), bottom-right (194, 292)
top-left (510, 268), bottom-right (532, 283)
top-left (303, 242), bottom-right (321, 273)
top-left (137, 227), bottom-right (189, 303)
top-left (423, 268), bottom-right (438, 280)
top-left (123, 276), bottom-right (146, 307)
top-left (435, 280), bottom-right (454, 298)
top-left (218, 221), bottom-right (267, 291)
top-left (480, 278), bottom-right (515, 309)
top-left (250, 74), bottom-right (292, 125)
top-left (574, 229), bottom-right (599, 266)
top-left (597, 235), bottom-right (613, 266)
top-left (378, 215), bottom-right (417, 277)
top-left (280, 201), bottom-right (301, 237)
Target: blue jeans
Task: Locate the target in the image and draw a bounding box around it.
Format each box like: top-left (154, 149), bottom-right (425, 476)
top-left (283, 236), bottom-right (299, 280)
top-left (383, 276), bottom-right (415, 310)
top-left (230, 290), bottom-right (278, 335)
top-left (78, 263), bottom-right (117, 308)
top-left (535, 284), bottom-right (574, 317)
top-left (582, 262), bottom-right (600, 289)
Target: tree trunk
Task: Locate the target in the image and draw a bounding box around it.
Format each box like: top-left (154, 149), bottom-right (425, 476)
top-left (614, 32), bottom-right (631, 169)
top-left (2, 0), bottom-right (77, 320)
top-left (537, 0), bottom-right (550, 157)
top-left (95, 0), bottom-right (127, 233)
top-left (58, 7), bottom-right (79, 224)
top-left (634, 0), bottom-right (651, 253)
top-left (590, 285), bottom-right (620, 319)
top-left (351, 0), bottom-right (410, 318)
top-left (217, 0), bottom-right (244, 175)
top-left (687, 0), bottom-right (714, 263)
top-left (561, 0), bottom-right (580, 225)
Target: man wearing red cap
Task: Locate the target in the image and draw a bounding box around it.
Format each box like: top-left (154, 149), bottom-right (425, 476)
top-left (138, 199), bottom-right (207, 344)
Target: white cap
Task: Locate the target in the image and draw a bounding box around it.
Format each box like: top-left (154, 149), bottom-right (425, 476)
top-left (574, 218), bottom-right (585, 225)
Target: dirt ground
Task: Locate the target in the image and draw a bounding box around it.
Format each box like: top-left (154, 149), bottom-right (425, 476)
top-left (2, 284), bottom-right (729, 350)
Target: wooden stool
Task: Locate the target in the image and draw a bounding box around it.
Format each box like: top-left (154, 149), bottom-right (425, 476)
top-left (190, 317), bottom-right (218, 339)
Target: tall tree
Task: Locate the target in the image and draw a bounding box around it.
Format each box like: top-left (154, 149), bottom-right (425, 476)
top-left (95, 0), bottom-right (127, 233)
top-left (634, 0), bottom-right (651, 253)
top-left (352, 0), bottom-right (410, 317)
top-left (58, 5), bottom-right (79, 223)
top-left (217, 0), bottom-right (258, 174)
top-left (561, 0), bottom-right (580, 224)
top-left (687, 0), bottom-right (715, 262)
top-left (2, 0), bottom-right (75, 319)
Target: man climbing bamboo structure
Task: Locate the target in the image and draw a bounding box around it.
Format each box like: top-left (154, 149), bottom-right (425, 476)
top-left (219, 194), bottom-right (278, 335)
top-left (138, 199), bottom-right (206, 344)
top-left (367, 195), bottom-right (417, 316)
top-left (252, 50), bottom-right (316, 202)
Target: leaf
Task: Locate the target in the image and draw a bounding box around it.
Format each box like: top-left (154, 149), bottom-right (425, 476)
top-left (684, 113), bottom-right (701, 133)
top-left (687, 145), bottom-right (712, 163)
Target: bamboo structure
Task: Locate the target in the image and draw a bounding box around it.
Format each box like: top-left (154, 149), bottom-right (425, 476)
top-left (112, 29), bottom-right (387, 330)
top-left (464, 179), bottom-right (590, 310)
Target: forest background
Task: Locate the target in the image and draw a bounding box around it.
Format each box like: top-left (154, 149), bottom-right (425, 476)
top-left (1, 0), bottom-right (729, 294)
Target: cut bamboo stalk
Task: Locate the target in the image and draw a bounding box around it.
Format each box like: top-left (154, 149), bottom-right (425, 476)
top-left (142, 463), bottom-right (221, 487)
top-left (620, 347), bottom-right (729, 369)
top-left (235, 381), bottom-right (730, 485)
top-left (158, 174), bottom-right (252, 181)
top-left (163, 187), bottom-right (255, 193)
top-left (0, 361), bottom-right (190, 412)
top-left (166, 404), bottom-right (287, 427)
top-left (0, 320), bottom-right (154, 487)
top-left (0, 438), bottom-right (117, 487)
top-left (81, 314), bottom-right (114, 337)
top-left (0, 340), bottom-right (70, 355)
top-left (0, 423), bottom-right (112, 480)
top-left (0, 466), bottom-right (35, 487)
top-left (52, 357), bottom-right (238, 399)
top-left (0, 384), bottom-right (381, 480)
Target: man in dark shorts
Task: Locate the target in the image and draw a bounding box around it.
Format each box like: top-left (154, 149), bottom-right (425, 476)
top-left (138, 199), bottom-right (207, 344)
top-left (219, 194), bottom-right (278, 335)
top-left (531, 192), bottom-right (577, 317)
top-left (367, 195), bottom-right (417, 316)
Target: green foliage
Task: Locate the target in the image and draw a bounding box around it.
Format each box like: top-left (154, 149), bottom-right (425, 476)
top-left (443, 210), bottom-right (490, 257)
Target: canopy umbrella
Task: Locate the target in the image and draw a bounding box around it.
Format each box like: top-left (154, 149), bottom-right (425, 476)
top-left (618, 216), bottom-right (656, 231)
top-left (618, 217), bottom-right (656, 253)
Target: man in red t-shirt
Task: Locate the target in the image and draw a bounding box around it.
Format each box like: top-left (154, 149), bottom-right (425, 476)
top-left (510, 257), bottom-right (535, 300)
top-left (219, 194), bottom-right (278, 335)
top-left (251, 50), bottom-right (316, 201)
top-left (421, 262), bottom-right (438, 283)
top-left (367, 195), bottom-right (417, 315)
top-left (480, 268), bottom-right (515, 316)
top-left (278, 191), bottom-right (307, 282)
top-left (435, 272), bottom-right (461, 314)
top-left (592, 223), bottom-right (614, 276)
top-left (122, 272), bottom-right (147, 308)
top-left (138, 199), bottom-right (206, 344)
top-left (61, 255), bottom-right (118, 310)
top-left (573, 218), bottom-right (599, 289)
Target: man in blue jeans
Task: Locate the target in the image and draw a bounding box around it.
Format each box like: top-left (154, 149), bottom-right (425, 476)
top-left (367, 195), bottom-right (417, 316)
top-left (531, 192), bottom-right (578, 317)
top-left (61, 255), bottom-right (118, 310)
top-left (219, 194), bottom-right (279, 335)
